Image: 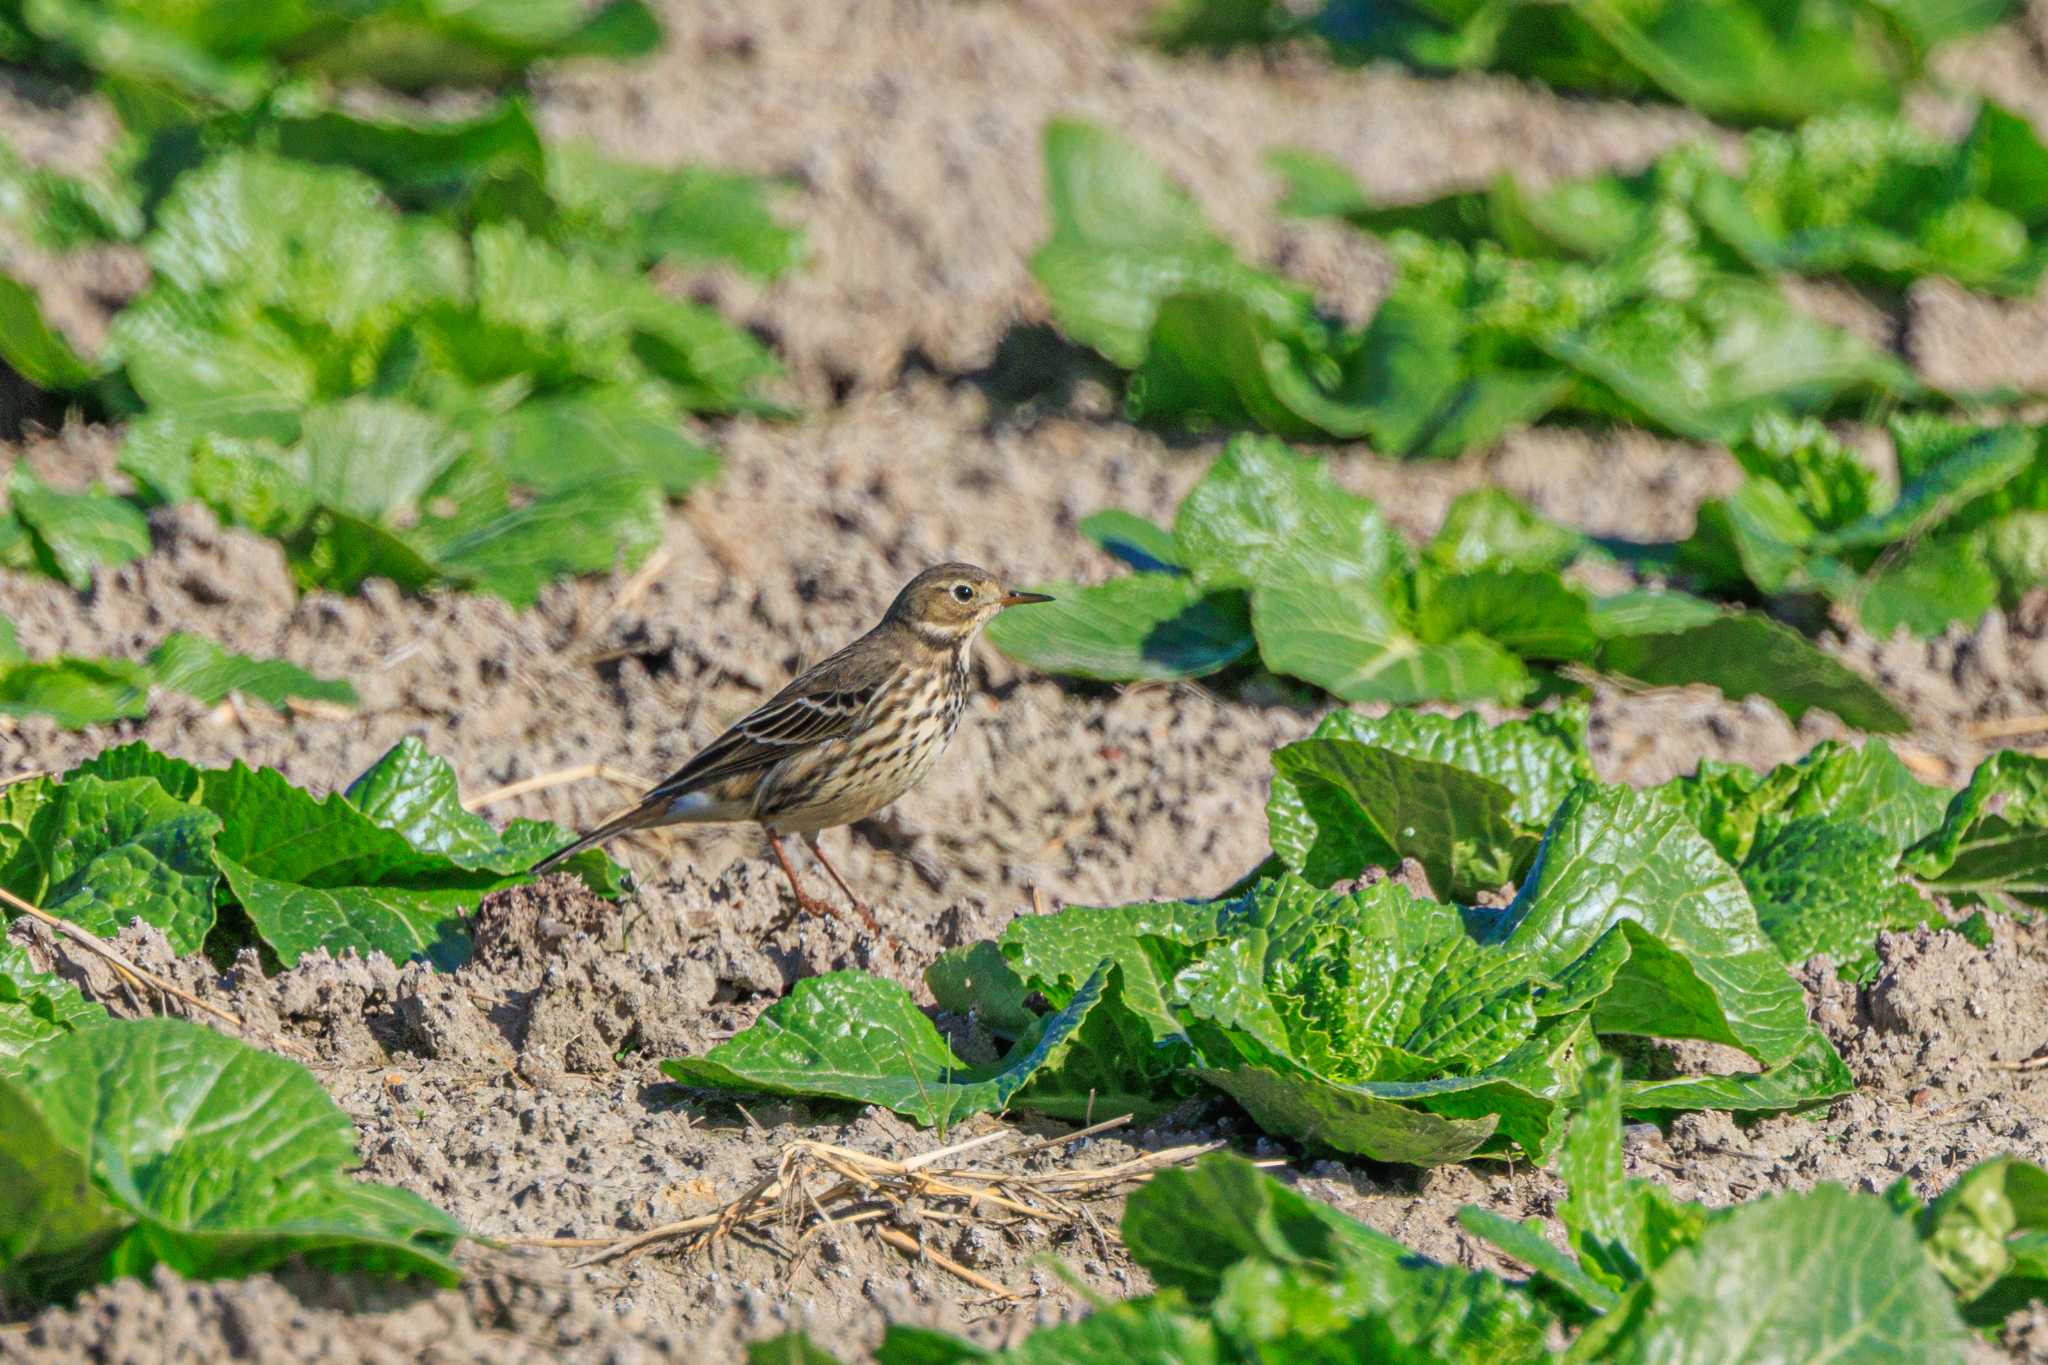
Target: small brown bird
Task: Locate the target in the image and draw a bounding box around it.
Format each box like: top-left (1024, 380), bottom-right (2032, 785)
top-left (534, 563), bottom-right (1051, 932)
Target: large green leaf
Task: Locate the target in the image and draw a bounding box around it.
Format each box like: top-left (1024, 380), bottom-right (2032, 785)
top-left (1593, 606), bottom-right (1909, 732)
top-left (343, 738), bottom-right (624, 893)
top-left (1171, 435), bottom-right (1405, 590)
top-left (1, 1018), bottom-right (460, 1305)
top-left (545, 141), bottom-right (806, 280)
top-left (1290, 703), bottom-right (1595, 828)
top-left (1265, 737), bottom-right (1531, 899)
top-left (1253, 564), bottom-right (1532, 704)
top-left (1610, 1183), bottom-right (1970, 1363)
top-left (662, 966), bottom-right (1109, 1127)
top-left (1488, 784), bottom-right (1812, 1067)
top-left (0, 774), bottom-right (221, 952)
top-left (982, 575), bottom-right (1253, 682)
top-left (61, 744), bottom-right (582, 967)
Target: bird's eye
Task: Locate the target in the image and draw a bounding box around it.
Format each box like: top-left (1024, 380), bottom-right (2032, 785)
top-left (951, 584), bottom-right (974, 603)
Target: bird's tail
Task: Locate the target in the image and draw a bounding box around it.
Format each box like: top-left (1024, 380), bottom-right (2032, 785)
top-left (530, 801), bottom-right (662, 873)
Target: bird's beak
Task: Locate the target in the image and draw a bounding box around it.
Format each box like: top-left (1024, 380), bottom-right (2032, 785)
top-left (999, 590), bottom-right (1054, 607)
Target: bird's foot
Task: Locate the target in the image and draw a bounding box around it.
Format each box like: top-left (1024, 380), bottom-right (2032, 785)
top-left (788, 888), bottom-right (887, 942)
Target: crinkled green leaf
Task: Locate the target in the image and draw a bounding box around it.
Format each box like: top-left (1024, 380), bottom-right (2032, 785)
top-left (983, 575), bottom-right (1253, 682)
top-left (216, 857), bottom-right (478, 970)
top-left (0, 939), bottom-right (107, 1069)
top-left (662, 966), bottom-right (1109, 1127)
top-left (1198, 1014), bottom-right (1585, 1165)
top-left (1357, 704), bottom-right (1588, 823)
top-left (1622, 1026), bottom-right (1853, 1117)
top-left (1660, 739), bottom-right (1946, 867)
top-left (63, 745), bottom-right (538, 968)
top-left (0, 774), bottom-right (220, 953)
top-left (146, 633), bottom-right (356, 711)
top-left (343, 737), bottom-right (624, 895)
top-left (1128, 1153), bottom-right (1555, 1356)
top-left (1741, 817), bottom-right (1933, 979)
top-left (1489, 784), bottom-right (1812, 1067)
top-left (1414, 567), bottom-right (1600, 662)
top-left (1904, 749), bottom-right (2048, 910)
top-left (1, 1018), bottom-right (460, 1305)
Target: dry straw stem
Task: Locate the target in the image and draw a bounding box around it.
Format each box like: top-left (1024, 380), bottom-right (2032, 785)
top-left (462, 763), bottom-right (657, 811)
top-left (1967, 713), bottom-right (2048, 741)
top-left (508, 1117), bottom-right (1220, 1299)
top-left (0, 885), bottom-right (317, 1063)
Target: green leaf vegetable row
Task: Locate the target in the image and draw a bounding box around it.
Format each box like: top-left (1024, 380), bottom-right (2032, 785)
top-left (984, 434), bottom-right (1909, 729)
top-left (1032, 105), bottom-right (2048, 459)
top-left (761, 1060), bottom-right (2048, 1363)
top-left (1148, 0), bottom-right (2016, 128)
top-left (666, 706), bottom-right (2046, 1164)
top-left (0, 0), bottom-right (803, 604)
top-left (0, 739), bottom-right (620, 970)
top-left (0, 611), bottom-right (354, 728)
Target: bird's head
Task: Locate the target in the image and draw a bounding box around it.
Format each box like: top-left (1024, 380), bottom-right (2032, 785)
top-left (885, 562), bottom-right (1051, 643)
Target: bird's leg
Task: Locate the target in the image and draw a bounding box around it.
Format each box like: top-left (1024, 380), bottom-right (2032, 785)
top-left (802, 833), bottom-right (882, 936)
top-left (766, 830), bottom-right (881, 937)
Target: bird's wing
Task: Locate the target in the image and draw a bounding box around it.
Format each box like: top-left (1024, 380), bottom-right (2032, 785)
top-left (640, 660), bottom-right (895, 805)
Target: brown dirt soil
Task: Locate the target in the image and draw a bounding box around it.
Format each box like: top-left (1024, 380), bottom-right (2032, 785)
top-left (6, 1), bottom-right (2048, 1360)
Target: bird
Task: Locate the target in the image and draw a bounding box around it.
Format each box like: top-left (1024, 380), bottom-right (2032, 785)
top-left (533, 563), bottom-right (1052, 934)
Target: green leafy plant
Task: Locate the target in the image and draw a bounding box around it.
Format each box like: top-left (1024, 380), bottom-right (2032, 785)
top-left (0, 0), bottom-right (659, 109)
top-left (985, 434), bottom-right (1908, 732)
top-left (667, 708), bottom-right (1891, 1163)
top-left (10, 149), bottom-right (772, 604)
top-left (1031, 120), bottom-right (1923, 458)
top-left (0, 613), bottom-right (355, 728)
top-left (1148, 0), bottom-right (2016, 127)
top-left (0, 738), bottom-right (622, 968)
top-left (0, 3), bottom-right (805, 605)
top-left (1274, 102), bottom-right (2048, 298)
top-left (1663, 414), bottom-right (2048, 639)
top-left (761, 1063), bottom-right (2046, 1360)
top-left (0, 1015), bottom-right (460, 1307)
